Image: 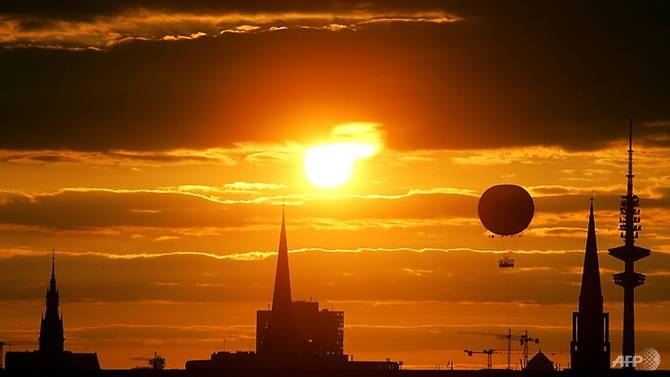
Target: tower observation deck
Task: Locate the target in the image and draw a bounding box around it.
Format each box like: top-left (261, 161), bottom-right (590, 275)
top-left (608, 120), bottom-right (651, 370)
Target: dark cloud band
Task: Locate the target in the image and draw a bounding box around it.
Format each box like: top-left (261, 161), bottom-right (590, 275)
top-left (0, 4), bottom-right (668, 151)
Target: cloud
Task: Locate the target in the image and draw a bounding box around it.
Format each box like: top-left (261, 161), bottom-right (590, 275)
top-left (0, 186), bottom-right (478, 230)
top-left (0, 2), bottom-right (668, 152)
top-left (0, 149), bottom-right (239, 166)
top-left (1, 180), bottom-right (670, 257)
top-left (0, 1), bottom-right (457, 21)
top-left (221, 182), bottom-right (287, 193)
top-left (1, 248), bottom-right (668, 305)
top-left (0, 7), bottom-right (458, 49)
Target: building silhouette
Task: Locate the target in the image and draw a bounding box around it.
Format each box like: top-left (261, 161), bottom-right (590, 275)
top-left (5, 253), bottom-right (100, 371)
top-left (186, 209), bottom-right (397, 372)
top-left (608, 121), bottom-right (651, 369)
top-left (525, 350), bottom-right (554, 372)
top-left (256, 209), bottom-right (345, 359)
top-left (39, 253), bottom-right (65, 353)
top-left (570, 200), bottom-right (610, 370)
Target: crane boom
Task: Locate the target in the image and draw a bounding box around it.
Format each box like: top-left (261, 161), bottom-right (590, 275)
top-left (458, 328), bottom-right (539, 370)
top-left (464, 348), bottom-right (497, 369)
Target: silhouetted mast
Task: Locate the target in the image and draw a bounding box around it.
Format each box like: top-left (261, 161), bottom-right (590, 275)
top-left (624, 121), bottom-right (637, 246)
top-left (608, 120), bottom-right (651, 370)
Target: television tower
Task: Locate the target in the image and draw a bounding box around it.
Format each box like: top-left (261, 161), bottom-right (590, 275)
top-left (608, 120), bottom-right (651, 370)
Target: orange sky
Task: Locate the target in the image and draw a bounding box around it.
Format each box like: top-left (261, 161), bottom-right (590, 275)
top-left (1, 139), bottom-right (670, 369)
top-left (0, 0), bottom-right (669, 371)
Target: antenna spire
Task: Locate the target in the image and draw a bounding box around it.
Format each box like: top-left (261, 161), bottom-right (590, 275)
top-left (627, 119), bottom-right (634, 197)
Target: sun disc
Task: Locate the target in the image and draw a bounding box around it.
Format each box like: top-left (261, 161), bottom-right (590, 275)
top-left (303, 143), bottom-right (376, 188)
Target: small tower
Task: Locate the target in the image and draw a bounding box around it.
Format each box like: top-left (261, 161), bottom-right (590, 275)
top-left (39, 251), bottom-right (65, 353)
top-left (608, 120), bottom-right (651, 369)
top-left (570, 199), bottom-right (610, 370)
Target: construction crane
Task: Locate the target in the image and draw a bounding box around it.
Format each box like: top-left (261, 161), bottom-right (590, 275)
top-left (459, 328), bottom-right (539, 370)
top-left (517, 330), bottom-right (540, 369)
top-left (129, 352), bottom-right (166, 370)
top-left (0, 340), bottom-right (37, 369)
top-left (464, 349), bottom-right (497, 369)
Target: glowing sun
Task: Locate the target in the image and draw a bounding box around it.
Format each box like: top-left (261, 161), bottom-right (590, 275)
top-left (304, 142), bottom-right (377, 188)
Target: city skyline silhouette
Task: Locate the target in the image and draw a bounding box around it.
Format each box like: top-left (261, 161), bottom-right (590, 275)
top-left (0, 132), bottom-right (664, 372)
top-left (0, 1), bottom-right (669, 374)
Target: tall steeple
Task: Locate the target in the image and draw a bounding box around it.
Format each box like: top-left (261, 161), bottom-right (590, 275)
top-left (272, 205), bottom-right (292, 312)
top-left (39, 250), bottom-right (65, 352)
top-left (570, 200), bottom-right (610, 370)
top-left (580, 199), bottom-right (603, 309)
top-left (608, 120), bottom-right (651, 369)
top-left (50, 251), bottom-right (57, 291)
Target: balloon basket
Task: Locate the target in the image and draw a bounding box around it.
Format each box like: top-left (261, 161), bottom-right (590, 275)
top-left (498, 257), bottom-right (515, 269)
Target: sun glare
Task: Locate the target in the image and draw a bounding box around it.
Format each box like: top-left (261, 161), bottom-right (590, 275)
top-left (304, 143), bottom-right (377, 188)
top-left (303, 122), bottom-right (383, 189)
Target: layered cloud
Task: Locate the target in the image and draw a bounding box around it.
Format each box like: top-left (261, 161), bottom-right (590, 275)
top-left (2, 248), bottom-right (669, 305)
top-left (0, 8), bottom-right (456, 49)
top-left (1, 2), bottom-right (668, 151)
top-left (0, 8), bottom-right (458, 50)
top-left (0, 139), bottom-right (669, 253)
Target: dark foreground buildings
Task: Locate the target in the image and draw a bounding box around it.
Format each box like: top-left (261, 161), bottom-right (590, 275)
top-left (186, 210), bottom-right (398, 372)
top-left (255, 209), bottom-right (344, 359)
top-left (5, 254), bottom-right (100, 371)
top-left (570, 200), bottom-right (610, 371)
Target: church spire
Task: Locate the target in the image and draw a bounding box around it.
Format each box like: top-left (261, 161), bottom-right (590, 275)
top-left (571, 200), bottom-right (610, 370)
top-left (579, 198), bottom-right (603, 310)
top-left (271, 205), bottom-right (292, 312)
top-left (40, 251), bottom-right (64, 352)
top-left (50, 249), bottom-right (57, 291)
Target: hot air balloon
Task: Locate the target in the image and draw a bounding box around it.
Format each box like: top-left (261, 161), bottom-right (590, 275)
top-left (478, 184), bottom-right (535, 268)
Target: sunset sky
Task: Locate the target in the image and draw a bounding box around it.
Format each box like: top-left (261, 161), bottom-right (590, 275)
top-left (1, 1), bottom-right (670, 370)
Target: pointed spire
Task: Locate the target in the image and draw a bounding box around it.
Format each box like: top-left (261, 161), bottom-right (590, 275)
top-left (585, 198), bottom-right (597, 254)
top-left (579, 199), bottom-right (603, 311)
top-left (571, 200), bottom-right (611, 370)
top-left (272, 205), bottom-right (292, 312)
top-left (279, 204), bottom-right (288, 254)
top-left (41, 250), bottom-right (64, 352)
top-left (50, 249), bottom-right (57, 290)
top-left (627, 119), bottom-right (634, 198)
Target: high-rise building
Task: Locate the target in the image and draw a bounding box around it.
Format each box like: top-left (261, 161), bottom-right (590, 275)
top-left (256, 207), bottom-right (345, 359)
top-left (186, 209), bottom-right (398, 372)
top-left (570, 200), bottom-right (610, 370)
